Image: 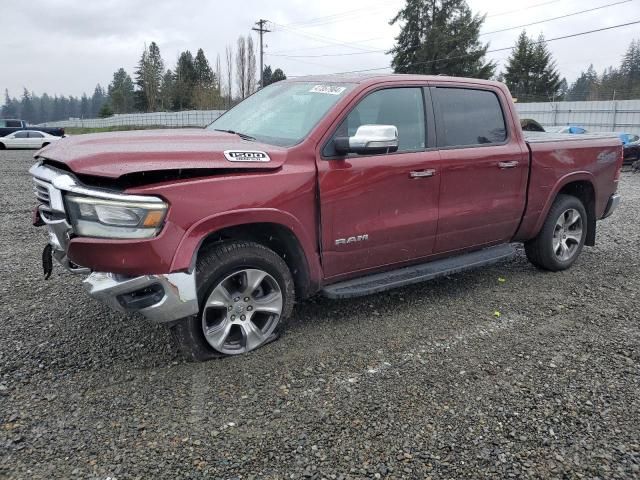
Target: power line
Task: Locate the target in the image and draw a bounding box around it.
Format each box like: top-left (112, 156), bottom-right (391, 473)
top-left (319, 20), bottom-right (640, 75)
top-left (486, 0), bottom-right (562, 18)
top-left (270, 22), bottom-right (381, 52)
top-left (268, 0), bottom-right (634, 59)
top-left (480, 0), bottom-right (634, 36)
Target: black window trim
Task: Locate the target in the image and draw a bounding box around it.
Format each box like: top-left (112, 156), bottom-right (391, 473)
top-left (321, 85), bottom-right (436, 160)
top-left (431, 85), bottom-right (511, 150)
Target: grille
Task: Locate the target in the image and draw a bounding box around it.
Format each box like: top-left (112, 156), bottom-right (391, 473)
top-left (33, 178), bottom-right (52, 209)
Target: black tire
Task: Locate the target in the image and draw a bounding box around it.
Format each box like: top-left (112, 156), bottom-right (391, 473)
top-left (41, 142), bottom-right (49, 148)
top-left (170, 241), bottom-right (295, 361)
top-left (525, 194), bottom-right (588, 271)
top-left (0, 143), bottom-right (5, 150)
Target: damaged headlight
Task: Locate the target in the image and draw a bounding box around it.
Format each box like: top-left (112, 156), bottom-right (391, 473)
top-left (65, 194), bottom-right (168, 239)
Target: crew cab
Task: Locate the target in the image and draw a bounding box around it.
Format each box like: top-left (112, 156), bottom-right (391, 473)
top-left (0, 119), bottom-right (65, 138)
top-left (29, 74), bottom-right (623, 360)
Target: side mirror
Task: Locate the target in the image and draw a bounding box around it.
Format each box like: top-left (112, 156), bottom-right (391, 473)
top-left (334, 124), bottom-right (399, 155)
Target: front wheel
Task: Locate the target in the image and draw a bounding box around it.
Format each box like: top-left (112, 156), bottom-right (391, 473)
top-left (525, 194), bottom-right (587, 271)
top-left (171, 241), bottom-right (295, 361)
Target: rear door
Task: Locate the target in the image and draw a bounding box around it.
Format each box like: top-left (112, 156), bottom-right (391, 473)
top-left (317, 85), bottom-right (441, 279)
top-left (11, 131), bottom-right (30, 148)
top-left (431, 86), bottom-right (528, 253)
top-left (28, 131), bottom-right (45, 147)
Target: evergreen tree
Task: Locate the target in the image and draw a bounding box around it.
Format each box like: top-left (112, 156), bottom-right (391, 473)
top-left (173, 50), bottom-right (197, 110)
top-left (620, 39), bottom-right (640, 97)
top-left (91, 85), bottom-right (107, 117)
top-left (80, 93), bottom-right (90, 118)
top-left (192, 49), bottom-right (220, 108)
top-left (567, 65), bottom-right (599, 101)
top-left (389, 0), bottom-right (495, 78)
top-left (271, 68), bottom-right (287, 84)
top-left (262, 65), bottom-right (273, 87)
top-left (1, 89), bottom-right (19, 118)
top-left (21, 89), bottom-right (36, 123)
top-left (502, 31), bottom-right (561, 102)
top-left (159, 69), bottom-right (175, 111)
top-left (108, 68), bottom-right (135, 113)
top-left (135, 42), bottom-right (165, 112)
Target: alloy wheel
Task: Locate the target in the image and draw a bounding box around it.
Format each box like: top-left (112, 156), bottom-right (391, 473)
top-left (552, 208), bottom-right (584, 262)
top-left (201, 269), bottom-right (283, 354)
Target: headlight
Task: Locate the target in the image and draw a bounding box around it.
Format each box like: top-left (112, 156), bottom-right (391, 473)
top-left (65, 194), bottom-right (168, 239)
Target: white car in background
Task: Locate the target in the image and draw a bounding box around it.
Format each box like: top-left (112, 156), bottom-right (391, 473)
top-left (0, 130), bottom-right (64, 150)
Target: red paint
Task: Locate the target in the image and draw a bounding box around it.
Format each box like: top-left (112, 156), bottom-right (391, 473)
top-left (39, 75), bottom-right (621, 293)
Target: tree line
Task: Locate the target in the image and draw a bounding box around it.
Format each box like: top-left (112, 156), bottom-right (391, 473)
top-left (390, 0), bottom-right (640, 102)
top-left (4, 0), bottom-right (640, 124)
top-left (1, 37), bottom-right (287, 123)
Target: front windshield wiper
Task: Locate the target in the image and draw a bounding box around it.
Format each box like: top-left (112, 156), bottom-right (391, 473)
top-left (213, 129), bottom-right (256, 141)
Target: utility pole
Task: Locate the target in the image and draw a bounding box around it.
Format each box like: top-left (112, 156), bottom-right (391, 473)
top-left (252, 19), bottom-right (271, 88)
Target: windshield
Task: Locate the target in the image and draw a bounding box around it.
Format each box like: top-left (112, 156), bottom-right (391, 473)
top-left (207, 82), bottom-right (355, 147)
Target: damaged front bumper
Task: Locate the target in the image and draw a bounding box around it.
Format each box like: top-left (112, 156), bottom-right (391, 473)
top-left (82, 272), bottom-right (199, 323)
top-left (30, 162), bottom-right (199, 324)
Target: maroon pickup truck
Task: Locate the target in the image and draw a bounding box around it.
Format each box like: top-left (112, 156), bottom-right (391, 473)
top-left (30, 74), bottom-right (623, 360)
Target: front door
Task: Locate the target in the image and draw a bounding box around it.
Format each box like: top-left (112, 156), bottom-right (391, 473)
top-left (431, 86), bottom-right (528, 253)
top-left (317, 86), bottom-right (441, 279)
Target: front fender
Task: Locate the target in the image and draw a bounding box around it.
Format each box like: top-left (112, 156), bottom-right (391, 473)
top-left (170, 208), bottom-right (322, 282)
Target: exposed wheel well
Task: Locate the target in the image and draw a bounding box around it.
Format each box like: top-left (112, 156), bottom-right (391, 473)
top-left (0, 142), bottom-right (5, 150)
top-left (197, 223), bottom-right (313, 299)
top-left (558, 181), bottom-right (596, 246)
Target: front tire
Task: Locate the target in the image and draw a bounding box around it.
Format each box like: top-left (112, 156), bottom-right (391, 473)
top-left (171, 241), bottom-right (295, 361)
top-left (525, 194), bottom-right (587, 271)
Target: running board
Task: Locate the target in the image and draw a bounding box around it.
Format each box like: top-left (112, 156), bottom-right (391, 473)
top-left (321, 244), bottom-right (516, 299)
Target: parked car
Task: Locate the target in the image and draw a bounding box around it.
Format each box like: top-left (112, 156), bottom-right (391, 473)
top-left (550, 125), bottom-right (589, 134)
top-left (520, 118), bottom-right (545, 132)
top-left (617, 132), bottom-right (639, 145)
top-left (0, 119), bottom-right (65, 138)
top-left (0, 130), bottom-right (64, 150)
top-left (624, 139), bottom-right (640, 164)
top-left (29, 74), bottom-right (623, 359)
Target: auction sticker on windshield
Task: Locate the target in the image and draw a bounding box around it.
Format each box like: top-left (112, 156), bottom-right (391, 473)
top-left (309, 85), bottom-right (347, 95)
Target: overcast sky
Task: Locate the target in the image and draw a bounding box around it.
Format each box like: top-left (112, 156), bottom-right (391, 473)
top-left (1, 0), bottom-right (639, 99)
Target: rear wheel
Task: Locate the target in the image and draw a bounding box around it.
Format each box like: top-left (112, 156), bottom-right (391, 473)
top-left (171, 241), bottom-right (295, 361)
top-left (0, 143), bottom-right (5, 150)
top-left (41, 142), bottom-right (50, 148)
top-left (525, 194), bottom-right (587, 271)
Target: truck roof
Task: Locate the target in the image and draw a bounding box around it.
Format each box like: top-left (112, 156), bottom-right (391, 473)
top-left (286, 73), bottom-right (505, 89)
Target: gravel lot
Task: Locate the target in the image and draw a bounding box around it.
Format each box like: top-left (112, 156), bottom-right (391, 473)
top-left (1, 149), bottom-right (639, 479)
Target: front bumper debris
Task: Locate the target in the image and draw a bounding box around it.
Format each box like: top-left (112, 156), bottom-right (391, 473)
top-left (30, 162), bottom-right (199, 324)
top-left (83, 272), bottom-right (199, 323)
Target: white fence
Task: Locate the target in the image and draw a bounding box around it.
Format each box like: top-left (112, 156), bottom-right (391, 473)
top-left (515, 99), bottom-right (640, 132)
top-left (38, 101), bottom-right (640, 133)
top-left (38, 110), bottom-right (225, 129)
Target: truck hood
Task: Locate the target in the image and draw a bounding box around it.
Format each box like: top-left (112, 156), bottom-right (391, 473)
top-left (37, 128), bottom-right (287, 178)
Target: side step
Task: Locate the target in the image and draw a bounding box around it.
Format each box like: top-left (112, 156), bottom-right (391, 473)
top-left (321, 244), bottom-right (516, 299)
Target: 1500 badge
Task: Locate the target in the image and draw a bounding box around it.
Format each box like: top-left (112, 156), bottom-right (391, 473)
top-left (224, 150), bottom-right (271, 162)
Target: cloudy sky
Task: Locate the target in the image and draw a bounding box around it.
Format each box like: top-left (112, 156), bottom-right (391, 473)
top-left (1, 0), bottom-right (639, 98)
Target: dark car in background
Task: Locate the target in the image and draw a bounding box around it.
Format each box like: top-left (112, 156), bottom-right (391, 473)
top-left (0, 119), bottom-right (65, 138)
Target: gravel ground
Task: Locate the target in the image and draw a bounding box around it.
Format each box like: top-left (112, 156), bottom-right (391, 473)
top-left (1, 149), bottom-right (639, 479)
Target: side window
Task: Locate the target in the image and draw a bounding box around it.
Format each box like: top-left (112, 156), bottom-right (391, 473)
top-left (29, 132), bottom-right (44, 138)
top-left (6, 120), bottom-right (23, 128)
top-left (326, 87), bottom-right (426, 156)
top-left (434, 88), bottom-right (507, 147)
top-left (14, 131), bottom-right (29, 138)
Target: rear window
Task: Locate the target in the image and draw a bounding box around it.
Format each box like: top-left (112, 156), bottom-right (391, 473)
top-left (6, 120), bottom-right (23, 128)
top-left (434, 88), bottom-right (507, 147)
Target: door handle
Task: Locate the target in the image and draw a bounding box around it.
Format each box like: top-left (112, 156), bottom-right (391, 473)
top-left (498, 161), bottom-right (519, 169)
top-left (409, 169), bottom-right (436, 179)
